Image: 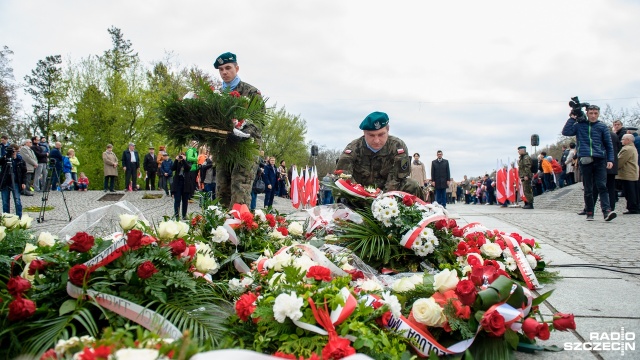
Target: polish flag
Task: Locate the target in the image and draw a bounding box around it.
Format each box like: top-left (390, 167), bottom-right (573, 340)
top-left (291, 166), bottom-right (300, 209)
top-left (496, 166), bottom-right (506, 204)
top-left (300, 167), bottom-right (308, 206)
top-left (507, 162), bottom-right (517, 203)
top-left (309, 167), bottom-right (318, 207)
top-left (514, 161), bottom-right (527, 202)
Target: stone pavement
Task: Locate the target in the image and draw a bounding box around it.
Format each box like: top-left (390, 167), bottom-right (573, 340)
top-left (18, 186), bottom-right (640, 359)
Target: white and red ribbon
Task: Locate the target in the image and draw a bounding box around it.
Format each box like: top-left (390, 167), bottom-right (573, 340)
top-left (400, 213), bottom-right (447, 249)
top-left (292, 287), bottom-right (357, 336)
top-left (503, 235), bottom-right (541, 290)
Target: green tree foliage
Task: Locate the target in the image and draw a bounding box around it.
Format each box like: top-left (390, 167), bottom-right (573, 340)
top-left (262, 105), bottom-right (308, 167)
top-left (23, 54), bottom-right (65, 138)
top-left (0, 46), bottom-right (19, 137)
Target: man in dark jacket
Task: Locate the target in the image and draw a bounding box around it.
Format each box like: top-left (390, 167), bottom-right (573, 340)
top-left (122, 143), bottom-right (140, 191)
top-left (49, 142), bottom-right (64, 190)
top-left (143, 146), bottom-right (157, 190)
top-left (562, 104), bottom-right (616, 221)
top-left (262, 156), bottom-right (278, 210)
top-left (159, 152), bottom-right (173, 195)
top-left (431, 150), bottom-right (451, 208)
top-left (0, 144), bottom-right (27, 217)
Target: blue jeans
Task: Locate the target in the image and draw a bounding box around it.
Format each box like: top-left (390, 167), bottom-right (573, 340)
top-left (1, 184), bottom-right (22, 218)
top-left (323, 190), bottom-right (333, 205)
top-left (204, 183), bottom-right (216, 200)
top-left (264, 188), bottom-right (275, 208)
top-left (250, 191), bottom-right (258, 210)
top-left (580, 158), bottom-right (610, 214)
top-left (435, 188), bottom-right (447, 208)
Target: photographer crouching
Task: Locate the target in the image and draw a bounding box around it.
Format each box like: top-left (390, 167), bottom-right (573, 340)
top-left (562, 97), bottom-right (616, 221)
top-left (0, 144), bottom-right (28, 218)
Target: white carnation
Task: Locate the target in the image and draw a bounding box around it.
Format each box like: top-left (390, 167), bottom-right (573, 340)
top-left (264, 252), bottom-right (292, 272)
top-left (273, 292), bottom-right (304, 323)
top-left (228, 278), bottom-right (244, 293)
top-left (505, 257), bottom-right (517, 271)
top-left (254, 209), bottom-right (267, 222)
top-left (382, 291), bottom-right (402, 318)
top-left (195, 253), bottom-right (219, 274)
top-left (37, 232), bottom-right (56, 247)
top-left (287, 221), bottom-right (304, 236)
top-left (211, 226), bottom-right (230, 243)
top-left (481, 243), bottom-right (503, 259)
top-left (293, 255), bottom-right (316, 272)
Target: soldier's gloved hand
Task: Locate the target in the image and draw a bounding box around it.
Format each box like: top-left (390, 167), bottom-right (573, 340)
top-left (230, 128), bottom-right (251, 141)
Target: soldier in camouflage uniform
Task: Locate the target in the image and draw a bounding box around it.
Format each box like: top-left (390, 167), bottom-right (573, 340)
top-left (213, 52), bottom-right (263, 208)
top-left (336, 112), bottom-right (425, 200)
top-left (517, 146), bottom-right (534, 209)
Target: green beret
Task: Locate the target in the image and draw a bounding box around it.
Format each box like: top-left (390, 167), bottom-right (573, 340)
top-left (518, 146), bottom-right (527, 150)
top-left (214, 52), bottom-right (237, 69)
top-left (359, 112), bottom-right (389, 131)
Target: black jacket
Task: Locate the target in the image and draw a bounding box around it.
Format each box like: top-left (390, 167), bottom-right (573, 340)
top-left (143, 153), bottom-right (157, 173)
top-left (49, 148), bottom-right (64, 171)
top-left (0, 155), bottom-right (27, 190)
top-left (431, 159), bottom-right (451, 190)
top-left (31, 144), bottom-right (48, 164)
top-left (121, 150), bottom-right (140, 169)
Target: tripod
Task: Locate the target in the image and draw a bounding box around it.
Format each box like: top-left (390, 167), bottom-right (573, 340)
top-left (0, 153), bottom-right (20, 216)
top-left (37, 162), bottom-right (71, 223)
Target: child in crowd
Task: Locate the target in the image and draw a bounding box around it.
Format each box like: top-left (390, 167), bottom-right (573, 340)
top-left (60, 154), bottom-right (74, 190)
top-left (77, 172), bottom-right (89, 191)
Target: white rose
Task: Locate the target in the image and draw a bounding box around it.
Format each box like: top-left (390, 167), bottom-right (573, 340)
top-left (521, 243), bottom-right (532, 255)
top-left (273, 292), bottom-right (304, 323)
top-left (19, 214), bottom-right (33, 229)
top-left (526, 254), bottom-right (537, 269)
top-left (293, 255), bottom-right (316, 272)
top-left (157, 221), bottom-right (180, 240)
top-left (37, 232), bottom-right (56, 247)
top-left (195, 253), bottom-right (219, 274)
top-left (409, 274), bottom-right (424, 285)
top-left (264, 252), bottom-right (292, 272)
top-left (114, 348), bottom-right (160, 360)
top-left (0, 226), bottom-right (6, 241)
top-left (3, 213), bottom-right (20, 229)
top-left (412, 297), bottom-right (446, 327)
top-left (287, 221), bottom-right (304, 236)
top-left (254, 209), bottom-right (267, 222)
top-left (356, 278), bottom-right (383, 292)
top-left (119, 214), bottom-right (138, 231)
top-left (341, 263), bottom-right (354, 271)
top-left (21, 262), bottom-right (35, 282)
top-left (481, 243), bottom-right (503, 259)
top-left (433, 269), bottom-right (459, 293)
top-left (324, 234), bottom-right (338, 242)
top-left (228, 278), bottom-right (244, 293)
top-left (392, 277), bottom-right (416, 293)
top-left (176, 221), bottom-right (189, 238)
top-left (211, 226), bottom-right (230, 243)
top-left (195, 242), bottom-right (211, 254)
top-left (23, 243), bottom-right (38, 263)
top-left (269, 229), bottom-right (286, 240)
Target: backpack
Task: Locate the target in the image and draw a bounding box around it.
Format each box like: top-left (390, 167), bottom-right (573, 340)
top-left (530, 158), bottom-right (538, 174)
top-left (551, 159), bottom-right (562, 174)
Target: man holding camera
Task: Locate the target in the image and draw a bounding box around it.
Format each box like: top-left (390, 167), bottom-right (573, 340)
top-left (0, 144), bottom-right (27, 218)
top-left (562, 102), bottom-right (616, 221)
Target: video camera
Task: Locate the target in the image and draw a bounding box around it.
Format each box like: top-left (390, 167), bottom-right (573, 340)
top-left (569, 96), bottom-right (590, 123)
top-left (5, 146), bottom-right (14, 158)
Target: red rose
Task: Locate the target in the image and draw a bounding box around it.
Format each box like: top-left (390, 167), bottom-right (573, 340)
top-left (235, 292), bottom-right (258, 321)
top-left (454, 242), bottom-right (469, 257)
top-left (495, 239), bottom-right (506, 250)
top-left (467, 254), bottom-right (481, 268)
top-left (137, 261), bottom-right (158, 279)
top-left (229, 90), bottom-right (241, 98)
top-left (306, 266), bottom-right (332, 282)
top-left (453, 300), bottom-right (471, 319)
top-left (509, 232), bottom-right (522, 243)
top-left (522, 317), bottom-right (542, 339)
top-left (553, 312), bottom-right (576, 331)
top-left (346, 269), bottom-right (365, 281)
top-left (7, 276), bottom-right (31, 297)
top-left (376, 311), bottom-right (392, 327)
top-left (523, 238), bottom-right (535, 248)
top-left (168, 239), bottom-right (187, 256)
top-left (126, 229), bottom-right (144, 249)
top-left (40, 349), bottom-right (57, 360)
top-left (537, 322), bottom-right (550, 340)
top-left (443, 321), bottom-right (452, 332)
top-left (69, 232), bottom-right (95, 253)
top-left (28, 259), bottom-right (49, 275)
top-left (8, 296), bottom-right (36, 321)
top-left (469, 266), bottom-right (485, 286)
top-left (140, 235), bottom-right (157, 246)
top-left (265, 214), bottom-right (276, 227)
top-left (447, 219), bottom-right (458, 228)
top-left (402, 195), bottom-right (414, 207)
top-left (68, 264), bottom-right (90, 287)
top-left (434, 219), bottom-right (447, 230)
top-left (454, 279), bottom-right (478, 306)
top-left (321, 336), bottom-right (356, 360)
top-left (452, 227), bottom-right (464, 237)
top-left (277, 227), bottom-right (289, 236)
top-left (481, 310), bottom-right (506, 337)
top-left (191, 215), bottom-right (203, 226)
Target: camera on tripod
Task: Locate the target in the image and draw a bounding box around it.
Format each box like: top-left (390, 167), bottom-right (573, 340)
top-left (569, 96), bottom-right (590, 123)
top-left (48, 158), bottom-right (56, 167)
top-left (5, 146), bottom-right (14, 158)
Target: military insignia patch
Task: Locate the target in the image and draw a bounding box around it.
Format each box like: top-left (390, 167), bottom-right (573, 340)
top-left (374, 121), bottom-right (381, 129)
top-left (217, 58), bottom-right (223, 64)
top-left (344, 149), bottom-right (352, 154)
top-left (401, 158), bottom-right (409, 171)
top-left (397, 148), bottom-right (405, 154)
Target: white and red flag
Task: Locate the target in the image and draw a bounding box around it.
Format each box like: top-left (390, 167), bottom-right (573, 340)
top-left (291, 165), bottom-right (300, 209)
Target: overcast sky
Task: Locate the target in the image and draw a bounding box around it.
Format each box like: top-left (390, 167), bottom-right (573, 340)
top-left (2, 0), bottom-right (640, 179)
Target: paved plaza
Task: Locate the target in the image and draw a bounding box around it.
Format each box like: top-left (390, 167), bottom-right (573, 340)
top-left (18, 185), bottom-right (640, 359)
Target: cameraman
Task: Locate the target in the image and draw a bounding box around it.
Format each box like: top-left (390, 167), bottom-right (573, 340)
top-left (562, 104), bottom-right (616, 221)
top-left (0, 144), bottom-right (27, 218)
top-left (171, 153), bottom-right (191, 220)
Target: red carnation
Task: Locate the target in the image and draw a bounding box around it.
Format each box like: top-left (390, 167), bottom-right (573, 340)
top-left (447, 219), bottom-right (458, 228)
top-left (229, 90), bottom-right (241, 98)
top-left (481, 309), bottom-right (506, 337)
top-left (510, 232), bottom-right (523, 243)
top-left (7, 276), bottom-right (31, 297)
top-left (495, 239), bottom-right (506, 250)
top-left (8, 296), bottom-right (36, 321)
top-left (306, 266), bottom-right (332, 282)
top-left (402, 195), bottom-right (414, 207)
top-left (321, 336), bottom-right (356, 360)
top-left (235, 292), bottom-right (258, 321)
top-left (191, 215), bottom-right (203, 226)
top-left (40, 349), bottom-right (57, 360)
top-left (452, 227), bottom-right (464, 237)
top-left (92, 345), bottom-right (113, 358)
top-left (276, 216), bottom-right (286, 224)
top-left (69, 232), bottom-right (95, 253)
top-left (454, 279), bottom-right (478, 306)
top-left (168, 239), bottom-right (187, 256)
top-left (28, 259), bottom-right (49, 275)
top-left (274, 352), bottom-right (296, 359)
top-left (277, 226), bottom-right (289, 236)
top-left (265, 214), bottom-right (276, 227)
top-left (140, 235), bottom-right (157, 246)
top-left (346, 268), bottom-right (365, 281)
top-left (523, 238), bottom-right (536, 248)
top-left (68, 264), bottom-right (90, 287)
top-left (126, 229), bottom-right (144, 249)
top-left (552, 312), bottom-right (576, 331)
top-left (137, 261), bottom-right (158, 279)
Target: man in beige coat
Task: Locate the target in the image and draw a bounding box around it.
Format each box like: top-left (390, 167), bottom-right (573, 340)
top-left (102, 144), bottom-right (118, 192)
top-left (616, 134), bottom-right (639, 214)
top-left (19, 139), bottom-right (37, 196)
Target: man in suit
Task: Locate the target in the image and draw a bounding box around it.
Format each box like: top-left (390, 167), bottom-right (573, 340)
top-left (122, 143), bottom-right (140, 191)
top-left (143, 146), bottom-right (157, 190)
top-left (431, 150), bottom-right (451, 208)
